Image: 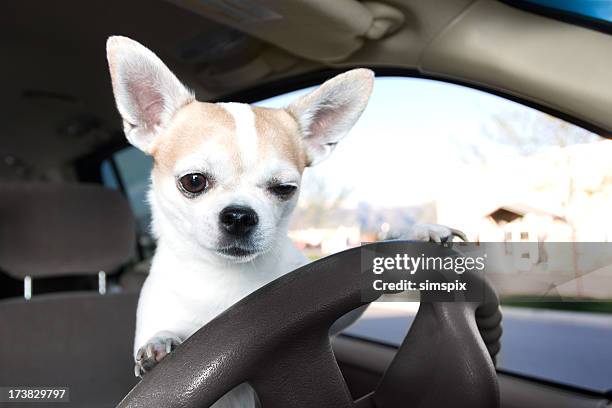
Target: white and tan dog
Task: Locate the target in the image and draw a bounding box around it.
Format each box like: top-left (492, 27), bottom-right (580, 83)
top-left (106, 36), bottom-right (461, 407)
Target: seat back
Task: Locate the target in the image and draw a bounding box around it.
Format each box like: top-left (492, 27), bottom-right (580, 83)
top-left (0, 292), bottom-right (139, 407)
top-left (0, 183), bottom-right (139, 407)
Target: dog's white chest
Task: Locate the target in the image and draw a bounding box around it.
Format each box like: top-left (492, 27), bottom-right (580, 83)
top-left (134, 238), bottom-right (307, 353)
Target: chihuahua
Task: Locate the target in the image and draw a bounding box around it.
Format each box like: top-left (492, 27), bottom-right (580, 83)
top-left (106, 36), bottom-right (462, 406)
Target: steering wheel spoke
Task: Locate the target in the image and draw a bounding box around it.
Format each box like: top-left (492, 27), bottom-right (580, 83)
top-left (252, 333), bottom-right (354, 408)
top-left (373, 302), bottom-right (499, 408)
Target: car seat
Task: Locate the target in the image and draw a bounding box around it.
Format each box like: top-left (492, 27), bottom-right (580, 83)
top-left (0, 183), bottom-right (139, 407)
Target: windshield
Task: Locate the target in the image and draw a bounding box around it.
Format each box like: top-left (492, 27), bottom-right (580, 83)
top-left (508, 0), bottom-right (612, 29)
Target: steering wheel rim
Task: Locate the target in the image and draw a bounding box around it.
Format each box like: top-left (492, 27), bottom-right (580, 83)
top-left (118, 241), bottom-right (501, 408)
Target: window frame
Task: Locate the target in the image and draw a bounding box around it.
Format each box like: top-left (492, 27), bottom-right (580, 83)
top-left (221, 68), bottom-right (611, 138)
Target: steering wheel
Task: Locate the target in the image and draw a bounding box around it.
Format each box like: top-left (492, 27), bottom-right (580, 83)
top-left (118, 241), bottom-right (502, 408)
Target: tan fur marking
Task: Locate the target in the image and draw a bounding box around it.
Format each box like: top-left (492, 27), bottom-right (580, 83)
top-left (252, 106), bottom-right (306, 172)
top-left (151, 102), bottom-right (239, 174)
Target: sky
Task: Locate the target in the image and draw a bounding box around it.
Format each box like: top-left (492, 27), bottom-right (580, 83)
top-left (255, 77), bottom-right (600, 209)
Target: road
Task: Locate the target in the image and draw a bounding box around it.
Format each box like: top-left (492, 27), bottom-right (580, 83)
top-left (343, 303), bottom-right (612, 393)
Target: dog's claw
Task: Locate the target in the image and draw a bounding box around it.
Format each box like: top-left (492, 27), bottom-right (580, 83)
top-left (450, 228), bottom-right (468, 242)
top-left (134, 334), bottom-right (181, 378)
top-left (405, 224), bottom-right (468, 244)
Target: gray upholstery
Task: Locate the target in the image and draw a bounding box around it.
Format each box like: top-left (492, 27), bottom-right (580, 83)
top-left (0, 183), bottom-right (135, 278)
top-left (0, 292), bottom-right (139, 407)
top-left (0, 183), bottom-right (140, 407)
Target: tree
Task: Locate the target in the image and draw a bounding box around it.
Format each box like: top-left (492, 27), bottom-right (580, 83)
top-left (478, 108), bottom-right (605, 298)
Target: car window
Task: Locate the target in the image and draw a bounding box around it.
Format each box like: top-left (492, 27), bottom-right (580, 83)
top-left (254, 77), bottom-right (611, 392)
top-left (101, 147), bottom-right (154, 256)
top-left (102, 76), bottom-right (611, 391)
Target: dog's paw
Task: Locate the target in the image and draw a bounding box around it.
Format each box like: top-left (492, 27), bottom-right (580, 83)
top-left (134, 332), bottom-right (181, 378)
top-left (405, 224), bottom-right (467, 243)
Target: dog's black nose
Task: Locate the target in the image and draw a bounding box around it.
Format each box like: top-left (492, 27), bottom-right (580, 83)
top-left (219, 206), bottom-right (259, 236)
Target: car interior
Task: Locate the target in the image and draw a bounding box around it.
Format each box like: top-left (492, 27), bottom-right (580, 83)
top-left (1, 0), bottom-right (611, 407)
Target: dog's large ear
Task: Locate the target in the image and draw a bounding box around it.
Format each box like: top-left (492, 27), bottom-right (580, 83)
top-left (106, 36), bottom-right (194, 153)
top-left (287, 69), bottom-right (374, 166)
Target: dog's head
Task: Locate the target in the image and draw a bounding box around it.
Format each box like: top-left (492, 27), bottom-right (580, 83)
top-left (106, 36), bottom-right (373, 263)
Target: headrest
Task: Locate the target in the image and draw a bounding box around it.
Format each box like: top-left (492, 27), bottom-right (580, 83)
top-left (0, 183), bottom-right (135, 279)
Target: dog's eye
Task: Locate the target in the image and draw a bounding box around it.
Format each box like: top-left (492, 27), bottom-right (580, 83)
top-left (178, 173), bottom-right (209, 196)
top-left (268, 183), bottom-right (297, 199)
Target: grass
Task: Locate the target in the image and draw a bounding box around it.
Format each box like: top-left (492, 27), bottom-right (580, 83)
top-left (501, 296), bottom-right (612, 314)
